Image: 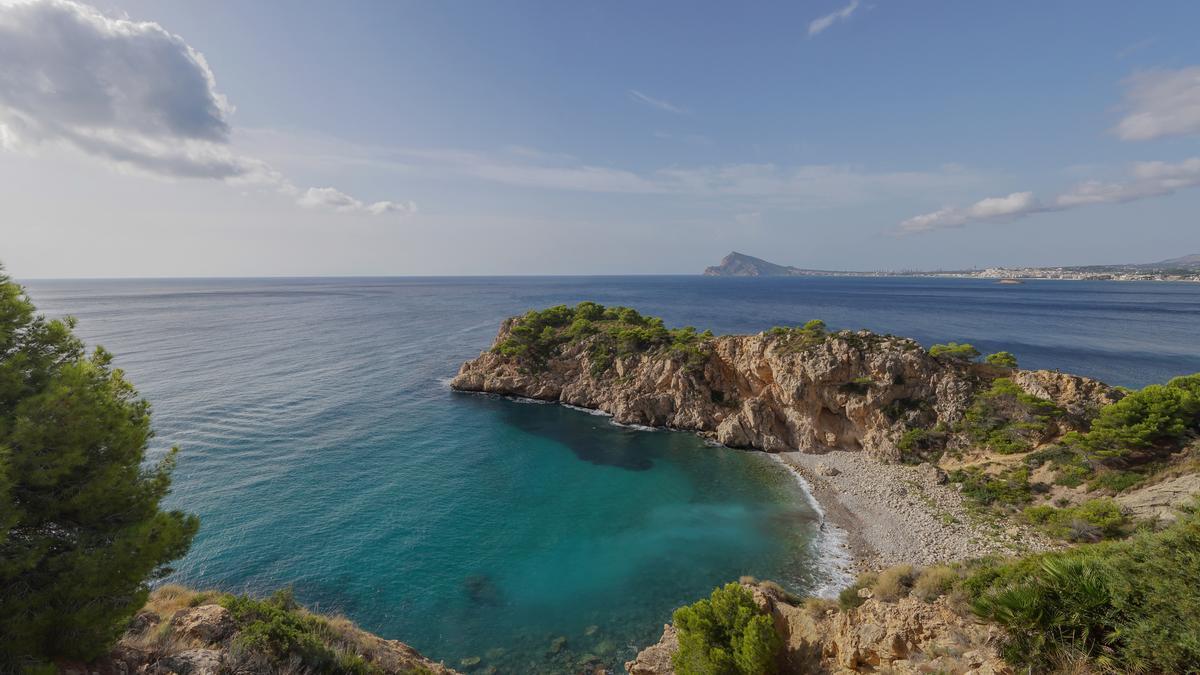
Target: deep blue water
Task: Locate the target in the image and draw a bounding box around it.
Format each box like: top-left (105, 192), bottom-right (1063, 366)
top-left (22, 276), bottom-right (1200, 673)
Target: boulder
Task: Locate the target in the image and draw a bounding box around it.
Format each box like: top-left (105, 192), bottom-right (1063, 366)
top-left (169, 605), bottom-right (234, 645)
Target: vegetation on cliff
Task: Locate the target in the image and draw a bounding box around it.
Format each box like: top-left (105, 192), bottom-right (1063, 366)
top-left (115, 585), bottom-right (450, 674)
top-left (0, 268), bottom-right (198, 668)
top-left (493, 302), bottom-right (712, 373)
top-left (969, 501), bottom-right (1200, 673)
top-left (671, 582), bottom-right (781, 675)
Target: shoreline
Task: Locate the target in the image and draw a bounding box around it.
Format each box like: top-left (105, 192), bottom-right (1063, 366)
top-left (452, 389), bottom-right (1055, 588)
top-left (779, 450), bottom-right (1057, 573)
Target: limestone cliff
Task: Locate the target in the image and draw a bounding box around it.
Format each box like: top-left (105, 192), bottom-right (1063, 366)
top-left (451, 316), bottom-right (1117, 461)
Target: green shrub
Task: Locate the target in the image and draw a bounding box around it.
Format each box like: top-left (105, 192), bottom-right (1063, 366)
top-left (896, 426), bottom-right (947, 464)
top-left (494, 302), bottom-right (714, 374)
top-left (671, 583), bottom-right (782, 675)
top-left (984, 351), bottom-right (1019, 368)
top-left (960, 378), bottom-right (1063, 454)
top-left (969, 504), bottom-right (1200, 672)
top-left (1022, 499), bottom-right (1129, 542)
top-left (766, 320), bottom-right (828, 353)
top-left (1087, 469), bottom-right (1146, 494)
top-left (221, 589), bottom-right (373, 674)
top-left (929, 342), bottom-right (980, 361)
top-left (949, 466), bottom-right (1033, 509)
top-left (1073, 375), bottom-right (1200, 460)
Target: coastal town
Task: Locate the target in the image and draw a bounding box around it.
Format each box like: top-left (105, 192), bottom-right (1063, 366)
top-left (705, 251), bottom-right (1200, 282)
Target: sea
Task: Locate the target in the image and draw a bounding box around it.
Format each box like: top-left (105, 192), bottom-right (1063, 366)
top-left (22, 275), bottom-right (1200, 673)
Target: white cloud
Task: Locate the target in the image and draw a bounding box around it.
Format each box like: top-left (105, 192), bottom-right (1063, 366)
top-left (0, 0), bottom-right (407, 215)
top-left (899, 157), bottom-right (1200, 233)
top-left (297, 187), bottom-right (416, 215)
top-left (808, 0), bottom-right (860, 37)
top-left (1114, 66), bottom-right (1200, 141)
top-left (627, 90), bottom-right (687, 114)
top-left (899, 192), bottom-right (1042, 233)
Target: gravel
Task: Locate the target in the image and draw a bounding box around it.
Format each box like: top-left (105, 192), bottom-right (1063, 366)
top-left (782, 450), bottom-right (1056, 572)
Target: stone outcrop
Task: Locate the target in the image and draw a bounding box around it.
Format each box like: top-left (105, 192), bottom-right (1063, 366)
top-left (625, 624), bottom-right (678, 675)
top-left (79, 593), bottom-right (459, 675)
top-left (1117, 472), bottom-right (1200, 522)
top-left (452, 320), bottom-right (1117, 461)
top-left (626, 583), bottom-right (1011, 675)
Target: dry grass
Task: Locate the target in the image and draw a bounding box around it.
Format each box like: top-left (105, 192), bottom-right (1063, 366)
top-left (142, 584), bottom-right (201, 619)
top-left (912, 566), bottom-right (959, 602)
top-left (872, 564), bottom-right (917, 602)
top-left (758, 580), bottom-right (801, 604)
top-left (803, 597), bottom-right (838, 619)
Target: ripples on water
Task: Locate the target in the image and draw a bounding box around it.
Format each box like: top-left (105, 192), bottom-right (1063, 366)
top-left (23, 276), bottom-right (1200, 672)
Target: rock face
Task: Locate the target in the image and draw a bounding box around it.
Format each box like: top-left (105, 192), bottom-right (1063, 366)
top-left (1118, 472), bottom-right (1200, 522)
top-left (626, 583), bottom-right (1011, 674)
top-left (626, 624), bottom-right (678, 675)
top-left (452, 321), bottom-right (1117, 461)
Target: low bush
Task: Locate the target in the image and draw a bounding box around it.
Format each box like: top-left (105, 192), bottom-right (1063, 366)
top-left (960, 378), bottom-right (1064, 455)
top-left (494, 302), bottom-right (714, 374)
top-left (969, 503), bottom-right (1200, 673)
top-left (1022, 499), bottom-right (1130, 542)
top-left (803, 597), bottom-right (838, 619)
top-left (949, 466), bottom-right (1034, 510)
top-left (766, 319), bottom-right (828, 352)
top-left (984, 351), bottom-right (1019, 368)
top-left (221, 589), bottom-right (373, 675)
top-left (1071, 373), bottom-right (1200, 461)
top-left (672, 583), bottom-right (782, 675)
top-left (872, 564), bottom-right (917, 601)
top-left (896, 425), bottom-right (948, 464)
top-left (929, 342), bottom-right (980, 361)
top-left (912, 566), bottom-right (958, 602)
top-left (837, 572), bottom-right (877, 610)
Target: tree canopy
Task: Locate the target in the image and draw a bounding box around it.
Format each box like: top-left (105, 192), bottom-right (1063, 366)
top-left (0, 268), bottom-right (198, 665)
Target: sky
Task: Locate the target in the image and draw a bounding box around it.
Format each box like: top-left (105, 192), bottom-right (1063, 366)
top-left (2, 0), bottom-right (1200, 277)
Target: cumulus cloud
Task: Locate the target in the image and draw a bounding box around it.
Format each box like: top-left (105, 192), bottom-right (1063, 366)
top-left (808, 0), bottom-right (860, 37)
top-left (899, 158), bottom-right (1200, 233)
top-left (628, 90), bottom-right (688, 114)
top-left (297, 187), bottom-right (416, 216)
top-left (0, 0), bottom-right (407, 214)
top-left (1114, 67), bottom-right (1200, 141)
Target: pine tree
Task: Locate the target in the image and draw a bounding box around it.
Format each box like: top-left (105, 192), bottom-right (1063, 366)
top-left (0, 268), bottom-right (198, 665)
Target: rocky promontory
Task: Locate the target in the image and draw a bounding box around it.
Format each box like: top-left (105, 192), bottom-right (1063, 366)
top-left (450, 305), bottom-right (1117, 461)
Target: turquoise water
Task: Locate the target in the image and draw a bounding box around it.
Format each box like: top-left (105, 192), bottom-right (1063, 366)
top-left (23, 276), bottom-right (1200, 673)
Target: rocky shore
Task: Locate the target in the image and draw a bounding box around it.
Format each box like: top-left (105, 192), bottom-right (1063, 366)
top-left (781, 451), bottom-right (1055, 572)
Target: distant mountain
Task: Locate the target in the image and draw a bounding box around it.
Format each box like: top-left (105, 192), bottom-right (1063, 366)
top-left (1148, 254), bottom-right (1200, 270)
top-left (703, 252), bottom-right (806, 276)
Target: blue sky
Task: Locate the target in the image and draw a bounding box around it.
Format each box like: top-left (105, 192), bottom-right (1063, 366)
top-left (3, 0), bottom-right (1200, 277)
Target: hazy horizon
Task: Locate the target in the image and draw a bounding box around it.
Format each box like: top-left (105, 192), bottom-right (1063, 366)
top-left (4, 1), bottom-right (1200, 277)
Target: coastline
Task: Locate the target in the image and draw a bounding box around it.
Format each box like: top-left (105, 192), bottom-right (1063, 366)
top-left (779, 450), bottom-right (1057, 573)
top-left (455, 388), bottom-right (1055, 590)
